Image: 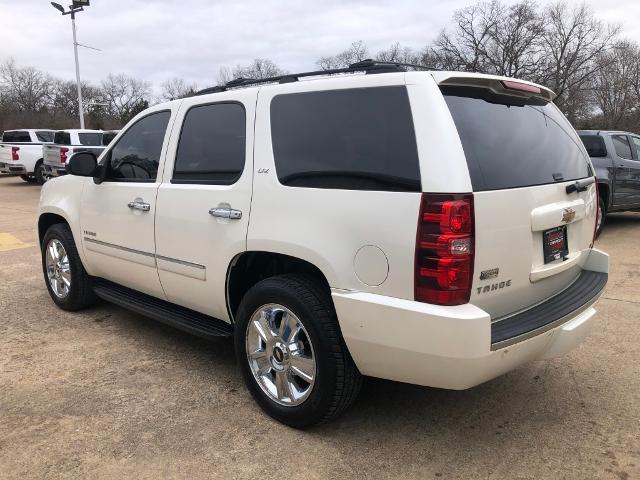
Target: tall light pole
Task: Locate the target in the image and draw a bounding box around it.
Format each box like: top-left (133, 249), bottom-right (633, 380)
top-left (51, 1), bottom-right (93, 129)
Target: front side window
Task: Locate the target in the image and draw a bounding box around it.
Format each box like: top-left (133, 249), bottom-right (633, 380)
top-left (78, 132), bottom-right (103, 146)
top-left (173, 103), bottom-right (246, 184)
top-left (612, 135), bottom-right (633, 160)
top-left (105, 111), bottom-right (171, 182)
top-left (631, 137), bottom-right (640, 161)
top-left (270, 86), bottom-right (421, 192)
top-left (54, 131), bottom-right (71, 145)
top-left (3, 131), bottom-right (31, 143)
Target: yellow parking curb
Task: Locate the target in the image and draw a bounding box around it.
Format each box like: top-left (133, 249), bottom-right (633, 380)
top-left (0, 233), bottom-right (34, 252)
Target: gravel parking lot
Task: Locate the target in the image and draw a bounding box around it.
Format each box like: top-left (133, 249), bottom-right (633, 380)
top-left (0, 174), bottom-right (638, 480)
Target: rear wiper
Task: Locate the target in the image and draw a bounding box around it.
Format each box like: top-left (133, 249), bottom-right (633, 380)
top-left (565, 177), bottom-right (595, 194)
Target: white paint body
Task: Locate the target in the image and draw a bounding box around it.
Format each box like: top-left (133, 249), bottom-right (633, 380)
top-left (43, 129), bottom-right (105, 178)
top-left (0, 129), bottom-right (53, 176)
top-left (38, 71), bottom-right (609, 389)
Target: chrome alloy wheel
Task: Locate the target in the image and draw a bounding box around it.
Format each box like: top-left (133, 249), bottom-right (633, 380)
top-left (246, 304), bottom-right (316, 406)
top-left (45, 239), bottom-right (71, 299)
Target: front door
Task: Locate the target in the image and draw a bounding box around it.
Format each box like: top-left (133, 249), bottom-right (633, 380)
top-left (80, 109), bottom-right (175, 299)
top-left (628, 135), bottom-right (640, 207)
top-left (154, 92), bottom-right (256, 321)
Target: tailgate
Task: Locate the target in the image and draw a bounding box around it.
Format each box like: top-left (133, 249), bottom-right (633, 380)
top-left (440, 81), bottom-right (597, 319)
top-left (43, 145), bottom-right (61, 165)
top-left (0, 144), bottom-right (13, 163)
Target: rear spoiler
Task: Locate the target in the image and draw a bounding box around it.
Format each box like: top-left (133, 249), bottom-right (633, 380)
top-left (431, 72), bottom-right (556, 103)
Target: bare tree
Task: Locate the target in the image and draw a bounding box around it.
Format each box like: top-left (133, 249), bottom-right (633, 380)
top-left (217, 58), bottom-right (286, 85)
top-left (375, 42), bottom-right (419, 64)
top-left (536, 1), bottom-right (619, 119)
top-left (0, 59), bottom-right (54, 112)
top-left (160, 77), bottom-right (198, 101)
top-left (317, 41), bottom-right (369, 70)
top-left (591, 41), bottom-right (639, 129)
top-left (100, 73), bottom-right (151, 124)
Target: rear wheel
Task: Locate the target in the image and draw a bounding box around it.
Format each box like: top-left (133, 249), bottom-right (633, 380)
top-left (34, 160), bottom-right (46, 185)
top-left (235, 274), bottom-right (361, 428)
top-left (20, 174), bottom-right (30, 182)
top-left (41, 223), bottom-right (96, 311)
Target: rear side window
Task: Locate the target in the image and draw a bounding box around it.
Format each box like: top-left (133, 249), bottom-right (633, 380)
top-left (2, 131), bottom-right (31, 143)
top-left (579, 135), bottom-right (607, 157)
top-left (442, 86), bottom-right (591, 191)
top-left (612, 135), bottom-right (633, 159)
top-left (106, 111), bottom-right (170, 182)
top-left (173, 103), bottom-right (246, 184)
top-left (78, 132), bottom-right (103, 146)
top-left (54, 131), bottom-right (71, 145)
top-left (270, 86), bottom-right (421, 192)
top-left (36, 131), bottom-right (54, 142)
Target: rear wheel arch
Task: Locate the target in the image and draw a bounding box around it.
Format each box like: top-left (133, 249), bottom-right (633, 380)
top-left (597, 182), bottom-right (610, 211)
top-left (226, 251), bottom-right (331, 322)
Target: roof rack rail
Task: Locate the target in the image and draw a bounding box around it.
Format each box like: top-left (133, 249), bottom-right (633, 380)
top-left (193, 59), bottom-right (438, 96)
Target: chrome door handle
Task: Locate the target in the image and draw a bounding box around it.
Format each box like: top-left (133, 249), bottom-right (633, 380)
top-left (128, 201), bottom-right (150, 211)
top-left (209, 207), bottom-right (242, 219)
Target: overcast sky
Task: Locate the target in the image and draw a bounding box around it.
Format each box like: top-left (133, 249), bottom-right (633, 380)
top-left (1, 0), bottom-right (639, 91)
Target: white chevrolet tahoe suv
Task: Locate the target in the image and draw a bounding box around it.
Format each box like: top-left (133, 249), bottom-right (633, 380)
top-left (0, 129), bottom-right (55, 183)
top-left (37, 61), bottom-right (609, 427)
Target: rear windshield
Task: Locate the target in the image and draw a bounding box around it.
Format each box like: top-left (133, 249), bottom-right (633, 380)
top-left (579, 135), bottom-right (607, 157)
top-left (54, 131), bottom-right (71, 145)
top-left (442, 86), bottom-right (591, 191)
top-left (78, 132), bottom-right (103, 146)
top-left (2, 131), bottom-right (31, 143)
top-left (35, 131), bottom-right (54, 142)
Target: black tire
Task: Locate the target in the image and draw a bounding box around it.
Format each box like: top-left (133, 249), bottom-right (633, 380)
top-left (34, 160), bottom-right (46, 185)
top-left (596, 196), bottom-right (606, 238)
top-left (235, 274), bottom-right (362, 428)
top-left (20, 174), bottom-right (30, 182)
top-left (41, 223), bottom-right (97, 311)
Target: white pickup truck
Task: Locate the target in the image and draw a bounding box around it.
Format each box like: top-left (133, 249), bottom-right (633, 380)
top-left (43, 129), bottom-right (105, 179)
top-left (0, 129), bottom-right (55, 184)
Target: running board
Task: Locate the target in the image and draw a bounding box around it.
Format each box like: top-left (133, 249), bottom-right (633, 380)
top-left (92, 279), bottom-right (234, 339)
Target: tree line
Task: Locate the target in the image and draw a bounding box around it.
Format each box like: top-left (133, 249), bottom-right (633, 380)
top-left (1, 0), bottom-right (638, 133)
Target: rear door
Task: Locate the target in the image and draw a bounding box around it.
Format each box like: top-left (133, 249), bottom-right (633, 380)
top-left (441, 84), bottom-right (596, 319)
top-left (627, 135), bottom-right (640, 207)
top-left (610, 134), bottom-right (637, 206)
top-left (154, 92), bottom-right (255, 321)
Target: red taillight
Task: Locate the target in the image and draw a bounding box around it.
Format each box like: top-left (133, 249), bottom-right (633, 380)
top-left (501, 80), bottom-right (541, 94)
top-left (60, 147), bottom-right (69, 163)
top-left (415, 193), bottom-right (475, 306)
top-left (11, 146), bottom-right (19, 161)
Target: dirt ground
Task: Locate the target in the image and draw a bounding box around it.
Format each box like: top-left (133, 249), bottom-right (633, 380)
top-left (0, 175), bottom-right (638, 480)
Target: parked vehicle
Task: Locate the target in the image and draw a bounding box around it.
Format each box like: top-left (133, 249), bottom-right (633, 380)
top-left (37, 61), bottom-right (608, 427)
top-left (0, 129), bottom-right (55, 184)
top-left (577, 130), bottom-right (640, 235)
top-left (101, 130), bottom-right (119, 146)
top-left (43, 129), bottom-right (104, 179)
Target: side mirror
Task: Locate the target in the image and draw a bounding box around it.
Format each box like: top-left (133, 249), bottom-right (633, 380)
top-left (66, 151), bottom-right (97, 177)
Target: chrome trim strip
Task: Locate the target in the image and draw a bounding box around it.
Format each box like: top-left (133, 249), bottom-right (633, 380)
top-left (83, 237), bottom-right (206, 270)
top-left (84, 237), bottom-right (155, 258)
top-left (156, 254), bottom-right (205, 270)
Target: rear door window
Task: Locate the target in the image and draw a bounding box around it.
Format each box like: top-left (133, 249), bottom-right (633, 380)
top-left (270, 86), bottom-right (421, 192)
top-left (442, 86), bottom-right (591, 191)
top-left (579, 135), bottom-right (607, 158)
top-left (612, 135), bottom-right (633, 160)
top-left (35, 131), bottom-right (54, 142)
top-left (54, 131), bottom-right (71, 145)
top-left (631, 137), bottom-right (640, 161)
top-left (173, 103), bottom-right (246, 184)
top-left (78, 132), bottom-right (103, 146)
top-left (2, 131), bottom-right (31, 143)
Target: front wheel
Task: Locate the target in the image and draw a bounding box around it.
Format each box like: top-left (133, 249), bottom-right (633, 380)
top-left (41, 223), bottom-right (96, 311)
top-left (235, 274), bottom-right (361, 428)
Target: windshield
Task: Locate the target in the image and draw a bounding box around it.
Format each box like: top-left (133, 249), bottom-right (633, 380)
top-left (442, 86), bottom-right (591, 191)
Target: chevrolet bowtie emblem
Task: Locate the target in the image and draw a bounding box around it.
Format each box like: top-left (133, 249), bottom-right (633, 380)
top-left (562, 207), bottom-right (576, 223)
